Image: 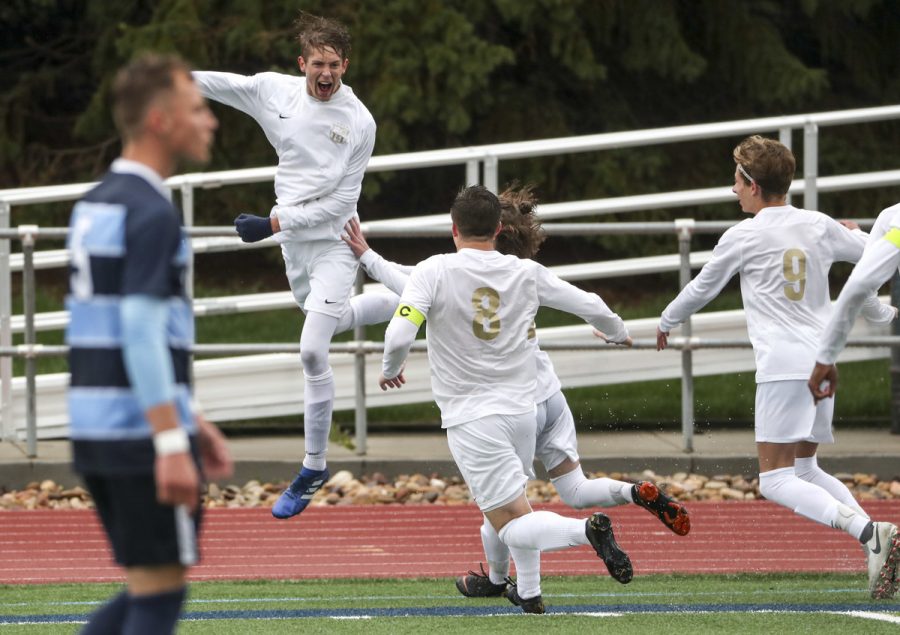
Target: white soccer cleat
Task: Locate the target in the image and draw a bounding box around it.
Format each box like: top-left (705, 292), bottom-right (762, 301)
top-left (865, 521), bottom-right (900, 599)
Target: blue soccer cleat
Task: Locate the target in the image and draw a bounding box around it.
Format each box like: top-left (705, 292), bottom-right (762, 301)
top-left (271, 467), bottom-right (330, 519)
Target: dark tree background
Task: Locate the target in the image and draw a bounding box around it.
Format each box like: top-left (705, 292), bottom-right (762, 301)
top-left (2, 0), bottom-right (899, 261)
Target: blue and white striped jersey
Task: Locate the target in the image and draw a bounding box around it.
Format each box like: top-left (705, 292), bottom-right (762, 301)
top-left (66, 160), bottom-right (195, 474)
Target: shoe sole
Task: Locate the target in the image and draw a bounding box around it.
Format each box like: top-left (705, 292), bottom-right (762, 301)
top-left (636, 482), bottom-right (691, 536)
top-left (589, 513), bottom-right (633, 584)
top-left (872, 531), bottom-right (900, 600)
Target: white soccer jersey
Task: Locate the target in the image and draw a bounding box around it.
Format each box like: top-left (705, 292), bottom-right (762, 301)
top-left (193, 71), bottom-right (376, 244)
top-left (383, 248), bottom-right (628, 427)
top-left (659, 205), bottom-right (894, 383)
top-left (818, 204), bottom-right (900, 364)
top-left (361, 250), bottom-right (563, 405)
top-left (865, 202), bottom-right (900, 250)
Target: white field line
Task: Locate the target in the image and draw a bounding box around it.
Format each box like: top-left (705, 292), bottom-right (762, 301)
top-left (0, 586), bottom-right (869, 609)
top-left (828, 610), bottom-right (900, 624)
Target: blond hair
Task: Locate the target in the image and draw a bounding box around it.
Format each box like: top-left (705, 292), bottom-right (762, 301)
top-left (733, 135), bottom-right (795, 201)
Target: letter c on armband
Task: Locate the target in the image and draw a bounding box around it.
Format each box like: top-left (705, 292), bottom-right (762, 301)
top-left (395, 304), bottom-right (425, 327)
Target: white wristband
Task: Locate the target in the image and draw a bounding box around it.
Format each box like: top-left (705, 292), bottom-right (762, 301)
top-left (153, 427), bottom-right (190, 456)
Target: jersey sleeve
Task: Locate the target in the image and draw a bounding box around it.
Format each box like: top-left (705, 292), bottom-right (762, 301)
top-left (121, 206), bottom-right (182, 298)
top-left (659, 228), bottom-right (742, 332)
top-left (818, 231), bottom-right (900, 364)
top-left (868, 203), bottom-right (900, 246)
top-left (120, 295), bottom-right (175, 410)
top-left (533, 262), bottom-right (629, 343)
top-left (381, 260), bottom-right (435, 379)
top-left (824, 216), bottom-right (866, 263)
top-left (275, 118), bottom-right (376, 231)
top-left (359, 249), bottom-right (413, 296)
top-left (192, 71), bottom-right (265, 119)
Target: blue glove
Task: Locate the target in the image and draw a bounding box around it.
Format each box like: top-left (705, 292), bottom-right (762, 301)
top-left (234, 213), bottom-right (275, 243)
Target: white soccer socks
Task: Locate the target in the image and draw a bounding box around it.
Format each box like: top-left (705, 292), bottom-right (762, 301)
top-left (498, 511), bottom-right (590, 602)
top-left (794, 455), bottom-right (869, 519)
top-left (551, 470), bottom-right (633, 509)
top-left (498, 510), bottom-right (589, 552)
top-left (301, 368), bottom-right (334, 471)
top-left (480, 518), bottom-right (511, 585)
top-left (759, 466), bottom-right (870, 540)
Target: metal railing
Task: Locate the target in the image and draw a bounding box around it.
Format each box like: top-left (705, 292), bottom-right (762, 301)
top-left (1, 216), bottom-right (895, 458)
top-left (2, 104), bottom-right (900, 456)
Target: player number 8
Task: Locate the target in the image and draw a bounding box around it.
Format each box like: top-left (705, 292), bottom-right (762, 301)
top-left (471, 287), bottom-right (501, 340)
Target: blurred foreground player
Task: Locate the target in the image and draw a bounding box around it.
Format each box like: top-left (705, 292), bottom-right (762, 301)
top-left (66, 54), bottom-right (232, 634)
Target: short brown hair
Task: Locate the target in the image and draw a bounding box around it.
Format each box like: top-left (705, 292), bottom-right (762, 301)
top-left (112, 53), bottom-right (191, 141)
top-left (295, 12), bottom-right (351, 59)
top-left (450, 185), bottom-right (501, 240)
top-left (733, 135), bottom-right (795, 201)
top-left (496, 184), bottom-right (545, 258)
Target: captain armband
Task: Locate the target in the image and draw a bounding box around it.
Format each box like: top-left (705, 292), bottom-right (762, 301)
top-left (394, 304), bottom-right (426, 327)
top-left (884, 228), bottom-right (900, 250)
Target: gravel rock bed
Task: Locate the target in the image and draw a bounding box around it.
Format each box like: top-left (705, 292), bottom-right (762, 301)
top-left (3, 470), bottom-right (900, 511)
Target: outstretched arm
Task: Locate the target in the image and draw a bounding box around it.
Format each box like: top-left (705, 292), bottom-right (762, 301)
top-left (817, 233), bottom-right (900, 367)
top-left (657, 231), bottom-right (741, 347)
top-left (192, 71), bottom-right (263, 118)
top-left (534, 264), bottom-right (630, 344)
top-left (342, 219), bottom-right (414, 296)
top-left (381, 306), bottom-right (424, 390)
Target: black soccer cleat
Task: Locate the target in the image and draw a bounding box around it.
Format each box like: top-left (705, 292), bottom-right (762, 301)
top-left (585, 511), bottom-right (633, 584)
top-left (455, 563), bottom-right (508, 598)
top-left (632, 480), bottom-right (691, 536)
top-left (503, 582), bottom-right (545, 614)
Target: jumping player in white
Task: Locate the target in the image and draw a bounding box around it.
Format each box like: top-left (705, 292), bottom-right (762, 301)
top-left (193, 13), bottom-right (398, 518)
top-left (657, 135), bottom-right (898, 599)
top-left (809, 199), bottom-right (900, 599)
top-left (342, 185), bottom-right (690, 602)
top-left (378, 185), bottom-right (635, 613)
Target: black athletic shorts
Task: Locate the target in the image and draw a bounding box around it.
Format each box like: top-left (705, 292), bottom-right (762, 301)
top-left (83, 472), bottom-right (203, 568)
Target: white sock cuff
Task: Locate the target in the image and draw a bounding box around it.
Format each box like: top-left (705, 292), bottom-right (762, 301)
top-left (304, 368), bottom-right (334, 385)
top-left (304, 368), bottom-right (335, 405)
top-left (760, 466), bottom-right (794, 477)
top-left (794, 456), bottom-right (817, 473)
top-left (497, 518), bottom-right (517, 546)
top-left (550, 469), bottom-right (585, 504)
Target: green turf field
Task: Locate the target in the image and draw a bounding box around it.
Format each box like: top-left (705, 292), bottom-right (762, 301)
top-left (1, 574), bottom-right (898, 633)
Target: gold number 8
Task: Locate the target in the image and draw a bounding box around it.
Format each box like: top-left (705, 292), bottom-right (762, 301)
top-left (472, 287), bottom-right (501, 340)
top-left (783, 248), bottom-right (807, 301)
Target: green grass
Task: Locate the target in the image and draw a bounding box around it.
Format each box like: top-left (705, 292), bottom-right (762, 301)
top-left (0, 574), bottom-right (897, 633)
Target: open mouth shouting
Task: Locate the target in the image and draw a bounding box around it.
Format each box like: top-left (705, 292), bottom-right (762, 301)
top-left (315, 78), bottom-right (336, 100)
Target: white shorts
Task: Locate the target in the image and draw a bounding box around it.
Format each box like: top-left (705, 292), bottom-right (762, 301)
top-left (755, 380), bottom-right (835, 444)
top-left (281, 239), bottom-right (358, 318)
top-left (446, 412), bottom-right (537, 512)
top-left (535, 391), bottom-right (579, 472)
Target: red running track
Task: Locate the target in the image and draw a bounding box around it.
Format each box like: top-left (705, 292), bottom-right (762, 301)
top-left (1, 500), bottom-right (898, 584)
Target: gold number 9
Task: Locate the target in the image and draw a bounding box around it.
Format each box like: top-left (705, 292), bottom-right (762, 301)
top-left (783, 248), bottom-right (807, 301)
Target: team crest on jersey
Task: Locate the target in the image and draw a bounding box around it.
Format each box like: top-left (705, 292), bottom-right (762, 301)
top-left (329, 122), bottom-right (350, 144)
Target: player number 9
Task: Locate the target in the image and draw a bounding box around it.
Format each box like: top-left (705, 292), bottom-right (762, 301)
top-left (782, 248), bottom-right (807, 302)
